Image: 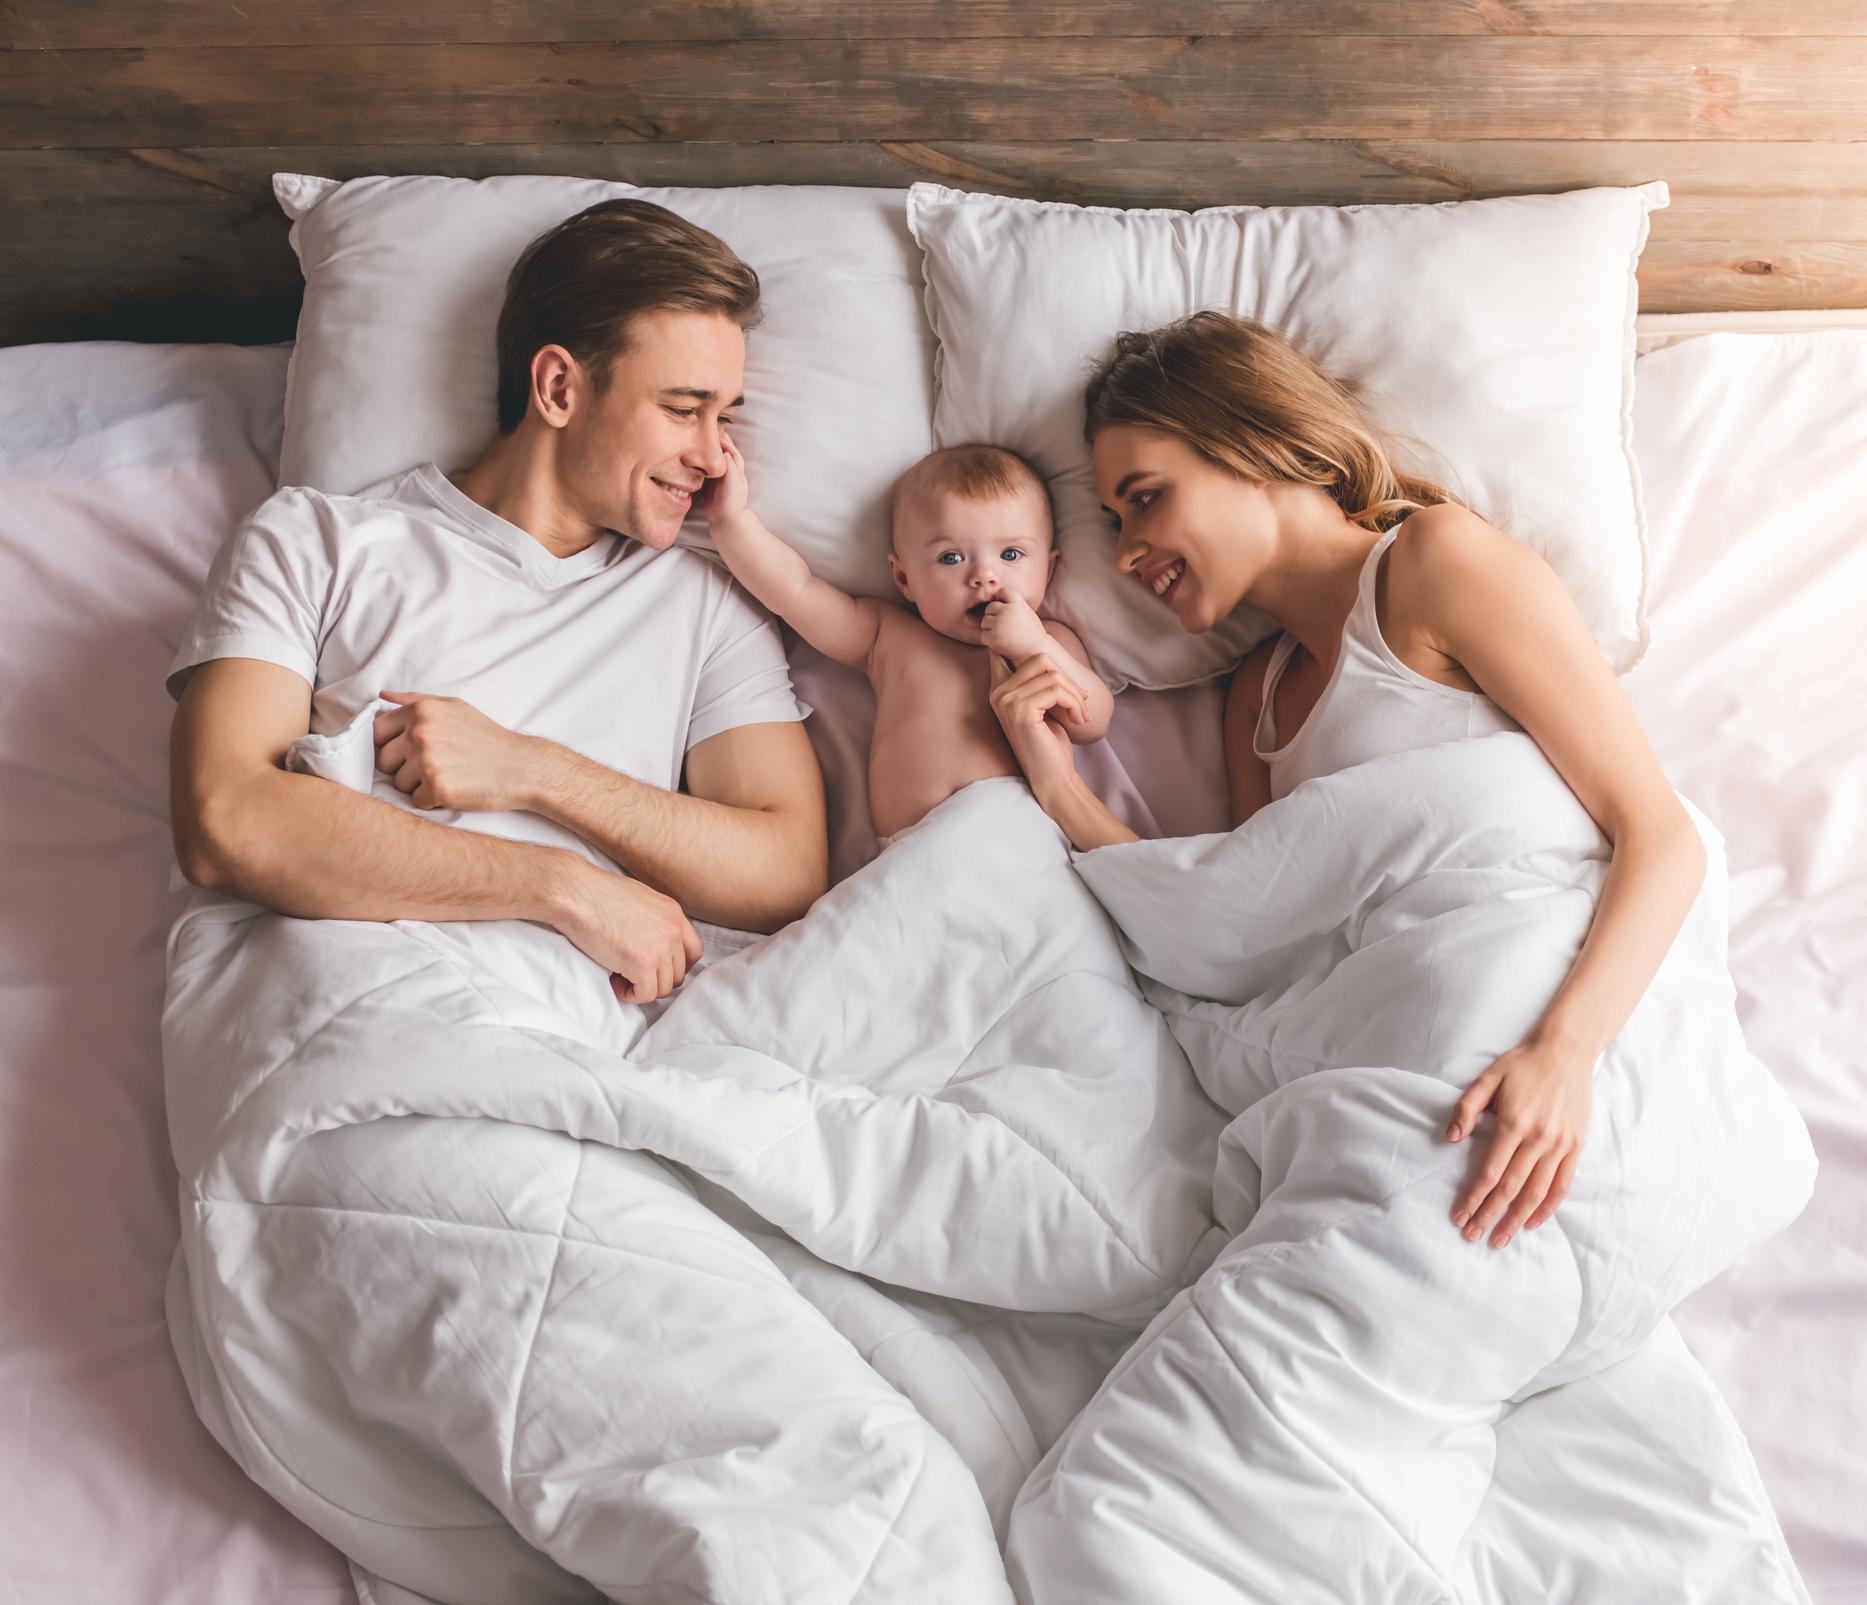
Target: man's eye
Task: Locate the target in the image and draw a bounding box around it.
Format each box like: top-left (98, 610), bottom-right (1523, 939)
top-left (937, 552), bottom-right (963, 566)
top-left (667, 407), bottom-right (697, 419)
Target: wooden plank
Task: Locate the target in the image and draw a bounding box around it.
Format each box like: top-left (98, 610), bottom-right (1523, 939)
top-left (1636, 241), bottom-right (1867, 312)
top-left (7, 140), bottom-right (1865, 345)
top-left (6, 37), bottom-right (1866, 149)
top-left (32, 138), bottom-right (1859, 239)
top-left (13, 0), bottom-right (1867, 48)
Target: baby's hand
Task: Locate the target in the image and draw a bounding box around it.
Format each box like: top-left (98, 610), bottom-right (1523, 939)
top-left (979, 592), bottom-right (1052, 664)
top-left (696, 426), bottom-right (750, 525)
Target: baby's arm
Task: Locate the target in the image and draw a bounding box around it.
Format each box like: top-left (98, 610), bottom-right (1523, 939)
top-left (981, 594), bottom-right (1114, 744)
top-left (701, 432), bottom-right (882, 672)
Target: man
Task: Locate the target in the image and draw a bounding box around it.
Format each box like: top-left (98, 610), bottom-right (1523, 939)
top-left (170, 199), bottom-right (827, 996)
top-left (160, 203), bottom-right (1000, 1602)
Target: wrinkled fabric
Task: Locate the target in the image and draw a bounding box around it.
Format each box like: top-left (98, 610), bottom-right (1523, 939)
top-left (162, 774), bottom-right (1225, 1602)
top-left (1008, 732), bottom-right (1816, 1604)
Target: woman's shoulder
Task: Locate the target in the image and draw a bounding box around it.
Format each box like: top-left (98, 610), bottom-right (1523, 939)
top-left (1385, 503), bottom-right (1550, 625)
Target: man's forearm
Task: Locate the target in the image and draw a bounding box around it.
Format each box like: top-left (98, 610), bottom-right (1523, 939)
top-left (519, 738), bottom-right (824, 932)
top-left (180, 761), bottom-right (587, 926)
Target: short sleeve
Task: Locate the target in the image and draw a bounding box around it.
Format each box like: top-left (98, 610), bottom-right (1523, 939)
top-left (167, 487), bottom-right (331, 700)
top-left (686, 570), bottom-right (807, 750)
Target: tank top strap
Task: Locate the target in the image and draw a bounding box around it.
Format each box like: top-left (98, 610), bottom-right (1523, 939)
top-left (1340, 526), bottom-right (1402, 662)
top-left (1252, 529), bottom-right (1397, 762)
top-left (1251, 631), bottom-right (1303, 759)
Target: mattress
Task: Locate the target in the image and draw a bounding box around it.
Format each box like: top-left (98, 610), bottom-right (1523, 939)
top-left (0, 329), bottom-right (1860, 1602)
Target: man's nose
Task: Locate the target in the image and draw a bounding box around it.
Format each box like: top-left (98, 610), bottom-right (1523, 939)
top-left (689, 427), bottom-right (727, 478)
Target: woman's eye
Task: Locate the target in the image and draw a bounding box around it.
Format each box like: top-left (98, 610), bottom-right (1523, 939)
top-left (1130, 490), bottom-right (1157, 516)
top-left (1000, 548), bottom-right (1024, 562)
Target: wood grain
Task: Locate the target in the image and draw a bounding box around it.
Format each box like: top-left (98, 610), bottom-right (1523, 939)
top-left (13, 139), bottom-right (1861, 236)
top-left (13, 1), bottom-right (1867, 48)
top-left (1636, 241), bottom-right (1867, 312)
top-left (5, 138), bottom-right (1863, 346)
top-left (6, 37), bottom-right (1865, 149)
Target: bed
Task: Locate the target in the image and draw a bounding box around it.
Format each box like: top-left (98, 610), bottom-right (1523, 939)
top-left (2, 251), bottom-right (1863, 1601)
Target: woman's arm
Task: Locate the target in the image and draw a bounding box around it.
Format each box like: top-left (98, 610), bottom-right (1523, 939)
top-left (1386, 507), bottom-right (1707, 1250)
top-left (1032, 619), bottom-right (1115, 745)
top-left (988, 653), bottom-right (1138, 849)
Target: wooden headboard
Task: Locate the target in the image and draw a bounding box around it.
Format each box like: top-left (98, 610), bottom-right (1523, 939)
top-left (4, 2), bottom-right (1863, 346)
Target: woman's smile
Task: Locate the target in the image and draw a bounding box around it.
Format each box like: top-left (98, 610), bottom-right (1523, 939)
top-left (1148, 557), bottom-right (1186, 599)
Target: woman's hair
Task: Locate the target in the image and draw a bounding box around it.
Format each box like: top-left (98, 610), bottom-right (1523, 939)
top-left (1083, 311), bottom-right (1453, 531)
top-left (495, 199), bottom-right (763, 433)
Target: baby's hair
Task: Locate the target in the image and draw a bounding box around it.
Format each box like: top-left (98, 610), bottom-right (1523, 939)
top-left (890, 444), bottom-right (1051, 528)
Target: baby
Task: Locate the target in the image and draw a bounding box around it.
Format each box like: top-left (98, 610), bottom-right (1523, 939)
top-left (705, 437), bottom-right (1113, 839)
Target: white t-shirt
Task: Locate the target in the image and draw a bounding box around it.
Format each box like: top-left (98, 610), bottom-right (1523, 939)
top-left (170, 463), bottom-right (805, 872)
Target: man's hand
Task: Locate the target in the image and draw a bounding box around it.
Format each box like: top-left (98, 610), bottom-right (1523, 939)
top-left (979, 592), bottom-right (1056, 670)
top-left (545, 862), bottom-right (705, 1004)
top-left (374, 692), bottom-right (543, 813)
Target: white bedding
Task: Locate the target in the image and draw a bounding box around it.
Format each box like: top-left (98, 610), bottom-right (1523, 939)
top-left (1012, 731), bottom-right (1813, 1601)
top-left (160, 765), bottom-right (1226, 1601)
top-left (0, 329), bottom-right (1861, 1603)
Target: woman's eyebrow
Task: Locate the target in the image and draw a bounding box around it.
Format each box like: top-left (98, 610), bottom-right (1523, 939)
top-left (1112, 471), bottom-right (1149, 499)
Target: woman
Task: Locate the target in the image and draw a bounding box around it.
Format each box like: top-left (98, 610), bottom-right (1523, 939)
top-left (990, 310), bottom-right (1707, 1253)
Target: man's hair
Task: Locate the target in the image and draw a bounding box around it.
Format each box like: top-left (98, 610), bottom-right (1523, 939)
top-left (494, 199), bottom-right (763, 433)
top-left (890, 444), bottom-right (1051, 530)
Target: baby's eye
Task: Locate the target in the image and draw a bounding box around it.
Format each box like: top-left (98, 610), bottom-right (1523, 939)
top-left (1000, 548), bottom-right (1024, 562)
top-left (937, 551), bottom-right (963, 566)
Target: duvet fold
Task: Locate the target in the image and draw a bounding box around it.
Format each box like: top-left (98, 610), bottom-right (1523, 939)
top-left (162, 771), bottom-right (1224, 1603)
top-left (1008, 732), bottom-right (1816, 1604)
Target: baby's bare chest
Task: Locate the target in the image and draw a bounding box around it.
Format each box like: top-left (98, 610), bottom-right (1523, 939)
top-left (871, 624), bottom-right (1002, 735)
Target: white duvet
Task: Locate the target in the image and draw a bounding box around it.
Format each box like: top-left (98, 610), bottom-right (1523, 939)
top-left (1011, 732), bottom-right (1817, 1603)
top-left (164, 719), bottom-right (1816, 1604)
top-left (163, 748), bottom-right (1224, 1604)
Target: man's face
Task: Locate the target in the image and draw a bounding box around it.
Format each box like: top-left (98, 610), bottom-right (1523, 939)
top-left (887, 487), bottom-right (1057, 644)
top-left (559, 309), bottom-right (747, 549)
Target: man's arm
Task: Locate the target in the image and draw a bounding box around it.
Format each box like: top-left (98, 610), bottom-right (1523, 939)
top-left (172, 657), bottom-right (703, 1001)
top-left (372, 694), bottom-right (828, 933)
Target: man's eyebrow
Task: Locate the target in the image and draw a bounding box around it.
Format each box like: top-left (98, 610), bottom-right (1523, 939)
top-left (660, 386), bottom-right (747, 408)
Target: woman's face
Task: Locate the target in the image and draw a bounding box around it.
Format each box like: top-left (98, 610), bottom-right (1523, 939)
top-left (1092, 426), bottom-right (1270, 634)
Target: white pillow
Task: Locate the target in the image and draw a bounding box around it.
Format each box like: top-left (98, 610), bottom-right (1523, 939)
top-left (908, 181), bottom-right (1667, 689)
top-left (274, 173), bottom-right (935, 601)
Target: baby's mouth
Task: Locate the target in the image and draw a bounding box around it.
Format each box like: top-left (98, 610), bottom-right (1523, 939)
top-left (967, 602), bottom-right (989, 619)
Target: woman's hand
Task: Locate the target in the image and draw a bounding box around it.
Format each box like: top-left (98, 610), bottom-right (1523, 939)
top-left (1446, 1036), bottom-right (1592, 1248)
top-left (988, 651), bottom-right (1085, 805)
top-left (989, 653), bottom-right (1138, 851)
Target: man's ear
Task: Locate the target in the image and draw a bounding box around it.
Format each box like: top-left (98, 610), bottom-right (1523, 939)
top-left (528, 344), bottom-right (581, 430)
top-left (886, 552), bottom-right (912, 601)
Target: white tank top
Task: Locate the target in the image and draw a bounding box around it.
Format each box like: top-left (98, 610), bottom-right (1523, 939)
top-left (1254, 525), bottom-right (1520, 801)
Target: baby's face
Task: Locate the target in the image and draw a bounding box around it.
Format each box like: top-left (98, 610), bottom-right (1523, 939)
top-left (888, 487), bottom-right (1057, 646)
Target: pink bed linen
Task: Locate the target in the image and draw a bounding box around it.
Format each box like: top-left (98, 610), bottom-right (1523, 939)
top-left (0, 343), bottom-right (356, 1602)
top-left (1625, 332), bottom-right (1867, 1602)
top-left (0, 330), bottom-right (1859, 1601)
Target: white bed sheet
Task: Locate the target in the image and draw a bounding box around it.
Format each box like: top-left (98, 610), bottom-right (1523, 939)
top-left (0, 329), bottom-right (1860, 1602)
